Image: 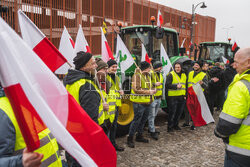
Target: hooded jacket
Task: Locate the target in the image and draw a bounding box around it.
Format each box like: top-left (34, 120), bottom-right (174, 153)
top-left (63, 69), bottom-right (100, 123)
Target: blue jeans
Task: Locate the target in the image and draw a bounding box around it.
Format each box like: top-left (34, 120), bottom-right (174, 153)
top-left (129, 103), bottom-right (151, 136)
top-left (148, 99), bottom-right (161, 132)
top-left (224, 153), bottom-right (241, 167)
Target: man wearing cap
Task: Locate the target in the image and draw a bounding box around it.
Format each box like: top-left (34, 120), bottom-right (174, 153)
top-left (64, 51), bottom-right (108, 125)
top-left (106, 59), bottom-right (125, 151)
top-left (128, 61), bottom-right (156, 148)
top-left (148, 61), bottom-right (163, 140)
top-left (184, 60), bottom-right (208, 130)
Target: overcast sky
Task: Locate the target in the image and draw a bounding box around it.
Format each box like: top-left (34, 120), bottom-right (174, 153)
top-left (150, 0), bottom-right (250, 48)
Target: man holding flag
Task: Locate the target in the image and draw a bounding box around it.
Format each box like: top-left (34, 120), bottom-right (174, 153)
top-left (0, 86), bottom-right (62, 167)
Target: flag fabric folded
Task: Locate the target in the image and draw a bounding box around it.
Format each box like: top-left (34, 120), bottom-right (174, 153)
top-left (232, 41), bottom-right (238, 52)
top-left (186, 84), bottom-right (214, 127)
top-left (18, 10), bottom-right (67, 72)
top-left (74, 24), bottom-right (91, 55)
top-left (116, 34), bottom-right (136, 82)
top-left (141, 44), bottom-right (150, 63)
top-left (157, 10), bottom-right (163, 27)
top-left (55, 26), bottom-right (75, 74)
top-left (0, 16), bottom-right (116, 167)
top-left (101, 27), bottom-right (114, 62)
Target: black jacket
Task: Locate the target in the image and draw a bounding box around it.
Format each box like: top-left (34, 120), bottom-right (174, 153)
top-left (223, 65), bottom-right (237, 89)
top-left (208, 66), bottom-right (224, 93)
top-left (63, 69), bottom-right (100, 123)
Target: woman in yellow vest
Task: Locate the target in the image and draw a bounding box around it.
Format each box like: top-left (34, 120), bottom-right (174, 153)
top-left (106, 59), bottom-right (125, 152)
top-left (165, 63), bottom-right (187, 132)
top-left (0, 88), bottom-right (62, 167)
top-left (148, 61), bottom-right (163, 140)
top-left (128, 61), bottom-right (156, 148)
top-left (215, 48), bottom-right (250, 167)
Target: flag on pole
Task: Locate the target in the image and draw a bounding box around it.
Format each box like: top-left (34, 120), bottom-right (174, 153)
top-left (222, 56), bottom-right (229, 64)
top-left (101, 27), bottom-right (114, 62)
top-left (116, 35), bottom-right (136, 81)
top-left (157, 10), bottom-right (163, 27)
top-left (102, 19), bottom-right (107, 35)
top-left (232, 41), bottom-right (238, 52)
top-left (55, 26), bottom-right (75, 74)
top-left (18, 10), bottom-right (67, 72)
top-left (160, 43), bottom-right (172, 78)
top-left (0, 17), bottom-right (116, 167)
top-left (180, 38), bottom-right (186, 48)
top-left (141, 44), bottom-right (150, 63)
top-left (74, 24), bottom-right (91, 55)
top-left (186, 84), bottom-right (214, 127)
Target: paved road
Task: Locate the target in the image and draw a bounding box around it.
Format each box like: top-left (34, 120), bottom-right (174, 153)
top-left (116, 110), bottom-right (225, 167)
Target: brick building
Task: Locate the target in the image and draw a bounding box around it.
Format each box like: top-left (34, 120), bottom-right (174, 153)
top-left (0, 0), bottom-right (216, 55)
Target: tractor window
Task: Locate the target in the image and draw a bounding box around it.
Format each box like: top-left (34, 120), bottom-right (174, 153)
top-left (206, 45), bottom-right (225, 62)
top-left (123, 31), bottom-right (149, 61)
top-left (152, 32), bottom-right (177, 61)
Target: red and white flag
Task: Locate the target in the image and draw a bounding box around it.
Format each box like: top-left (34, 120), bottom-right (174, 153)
top-left (55, 26), bottom-right (75, 74)
top-left (101, 27), bottom-right (114, 62)
top-left (186, 84), bottom-right (214, 127)
top-left (18, 10), bottom-right (67, 72)
top-left (0, 17), bottom-right (116, 167)
top-left (141, 44), bottom-right (150, 63)
top-left (74, 24), bottom-right (91, 55)
top-left (157, 10), bottom-right (163, 27)
top-left (222, 56), bottom-right (229, 64)
top-left (232, 41), bottom-right (238, 52)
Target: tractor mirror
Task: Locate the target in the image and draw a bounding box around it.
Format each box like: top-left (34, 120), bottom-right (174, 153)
top-left (156, 27), bottom-right (164, 39)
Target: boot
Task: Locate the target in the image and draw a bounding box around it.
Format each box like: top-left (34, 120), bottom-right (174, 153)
top-left (135, 134), bottom-right (149, 143)
top-left (150, 132), bottom-right (159, 140)
top-left (127, 135), bottom-right (135, 148)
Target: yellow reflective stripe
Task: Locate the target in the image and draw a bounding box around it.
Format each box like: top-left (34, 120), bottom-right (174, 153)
top-left (242, 109), bottom-right (250, 125)
top-left (108, 102), bottom-right (116, 106)
top-left (168, 88), bottom-right (186, 91)
top-left (219, 112), bottom-right (243, 124)
top-left (108, 110), bottom-right (116, 115)
top-left (41, 150), bottom-right (60, 167)
top-left (226, 144), bottom-right (250, 156)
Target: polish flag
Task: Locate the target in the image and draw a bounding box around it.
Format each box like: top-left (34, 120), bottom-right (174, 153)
top-left (232, 41), bottom-right (238, 52)
top-left (74, 24), bottom-right (91, 56)
top-left (18, 10), bottom-right (67, 72)
top-left (157, 10), bottom-right (163, 27)
top-left (55, 26), bottom-right (75, 74)
top-left (141, 44), bottom-right (150, 63)
top-left (222, 56), bottom-right (229, 64)
top-left (0, 17), bottom-right (116, 166)
top-left (101, 27), bottom-right (114, 62)
top-left (186, 84), bottom-right (214, 127)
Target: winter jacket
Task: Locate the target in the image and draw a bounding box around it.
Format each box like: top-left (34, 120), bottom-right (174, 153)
top-left (223, 65), bottom-right (237, 89)
top-left (63, 69), bottom-right (100, 123)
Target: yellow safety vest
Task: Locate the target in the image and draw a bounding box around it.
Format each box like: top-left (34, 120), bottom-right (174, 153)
top-left (130, 73), bottom-right (154, 104)
top-left (0, 97), bottom-right (62, 167)
top-left (188, 71), bottom-right (206, 91)
top-left (219, 70), bottom-right (250, 156)
top-left (152, 72), bottom-right (164, 98)
top-left (106, 74), bottom-right (122, 107)
top-left (66, 79), bottom-right (105, 125)
top-left (168, 71), bottom-right (186, 96)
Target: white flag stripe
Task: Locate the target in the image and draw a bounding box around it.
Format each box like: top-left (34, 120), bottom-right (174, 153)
top-left (141, 44), bottom-right (147, 62)
top-left (74, 24), bottom-right (89, 56)
top-left (55, 26), bottom-right (75, 74)
top-left (180, 38), bottom-right (186, 48)
top-left (192, 84), bottom-right (214, 124)
top-left (222, 56), bottom-right (228, 64)
top-left (0, 17), bottom-right (97, 166)
top-left (101, 27), bottom-right (109, 62)
top-left (18, 10), bottom-right (44, 49)
top-left (160, 43), bottom-right (172, 78)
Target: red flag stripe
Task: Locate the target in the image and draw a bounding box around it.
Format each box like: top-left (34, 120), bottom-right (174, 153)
top-left (145, 53), bottom-right (151, 63)
top-left (4, 84), bottom-right (46, 151)
top-left (33, 37), bottom-right (67, 72)
top-left (69, 38), bottom-right (75, 48)
top-left (186, 87), bottom-right (207, 127)
top-left (105, 41), bottom-right (114, 60)
top-left (86, 45), bottom-right (91, 53)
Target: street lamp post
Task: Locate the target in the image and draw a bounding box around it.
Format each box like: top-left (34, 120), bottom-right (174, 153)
top-left (190, 2), bottom-right (207, 55)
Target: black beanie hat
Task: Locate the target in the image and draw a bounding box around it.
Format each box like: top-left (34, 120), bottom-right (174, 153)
top-left (140, 61), bottom-right (150, 71)
top-left (153, 61), bottom-right (162, 69)
top-left (107, 59), bottom-right (117, 68)
top-left (95, 58), bottom-right (108, 71)
top-left (73, 51), bottom-right (93, 70)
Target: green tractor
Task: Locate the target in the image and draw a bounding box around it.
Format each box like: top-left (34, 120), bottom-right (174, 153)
top-left (196, 42), bottom-right (234, 63)
top-left (116, 25), bottom-right (192, 136)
